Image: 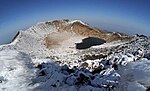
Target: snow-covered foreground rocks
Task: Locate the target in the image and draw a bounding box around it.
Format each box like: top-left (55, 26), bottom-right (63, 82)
top-left (0, 35), bottom-right (150, 91)
top-left (33, 61), bottom-right (120, 91)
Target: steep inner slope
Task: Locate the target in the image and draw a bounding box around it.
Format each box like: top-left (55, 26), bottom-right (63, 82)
top-left (44, 19), bottom-right (129, 46)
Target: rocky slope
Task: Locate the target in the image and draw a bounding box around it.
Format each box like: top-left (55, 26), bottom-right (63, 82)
top-left (0, 19), bottom-right (150, 91)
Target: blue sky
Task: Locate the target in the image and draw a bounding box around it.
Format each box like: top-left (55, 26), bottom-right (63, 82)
top-left (0, 0), bottom-right (150, 44)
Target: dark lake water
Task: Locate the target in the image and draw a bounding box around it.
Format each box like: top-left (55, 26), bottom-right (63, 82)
top-left (76, 37), bottom-right (106, 49)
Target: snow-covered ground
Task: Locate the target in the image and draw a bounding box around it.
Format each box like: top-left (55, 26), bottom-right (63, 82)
top-left (0, 50), bottom-right (35, 91)
top-left (119, 60), bottom-right (150, 91)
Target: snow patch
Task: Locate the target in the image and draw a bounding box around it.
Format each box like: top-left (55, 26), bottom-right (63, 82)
top-left (68, 20), bottom-right (87, 25)
top-left (0, 50), bottom-right (35, 91)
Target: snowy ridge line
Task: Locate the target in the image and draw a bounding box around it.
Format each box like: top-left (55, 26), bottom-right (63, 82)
top-left (67, 19), bottom-right (88, 25)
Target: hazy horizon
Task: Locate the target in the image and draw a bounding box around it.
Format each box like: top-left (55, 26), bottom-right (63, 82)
top-left (0, 0), bottom-right (150, 45)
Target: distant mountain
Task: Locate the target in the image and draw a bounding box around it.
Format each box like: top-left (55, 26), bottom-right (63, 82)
top-left (0, 19), bottom-right (150, 91)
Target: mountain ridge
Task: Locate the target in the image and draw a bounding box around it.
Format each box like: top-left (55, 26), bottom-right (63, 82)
top-left (0, 19), bottom-right (150, 91)
top-left (12, 19), bottom-right (130, 44)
